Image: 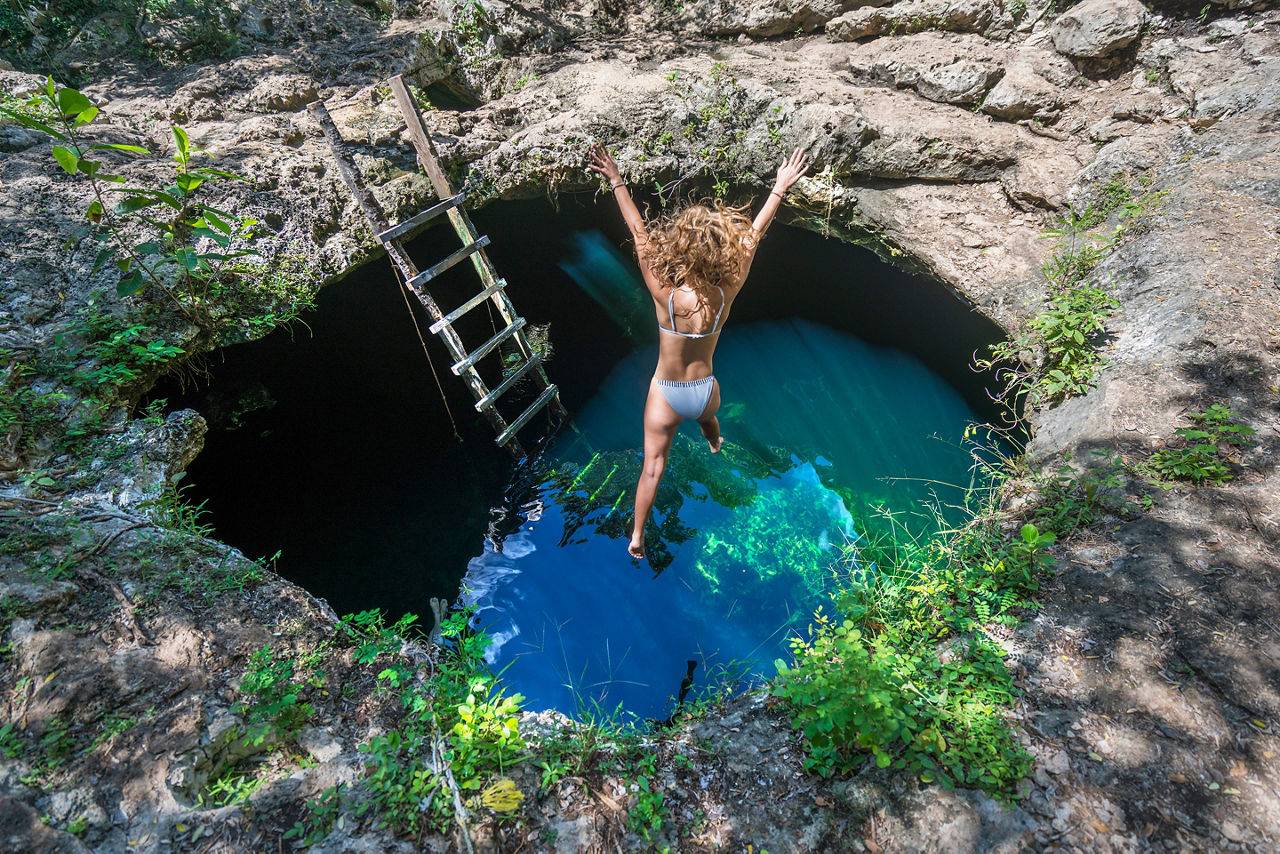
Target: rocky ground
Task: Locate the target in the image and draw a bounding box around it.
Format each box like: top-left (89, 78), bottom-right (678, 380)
top-left (1, 0), bottom-right (1278, 850)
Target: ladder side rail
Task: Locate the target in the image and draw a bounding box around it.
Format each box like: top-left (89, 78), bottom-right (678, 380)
top-left (308, 101), bottom-right (444, 319)
top-left (309, 99), bottom-right (524, 457)
top-left (388, 77), bottom-right (566, 428)
top-left (388, 76), bottom-right (534, 360)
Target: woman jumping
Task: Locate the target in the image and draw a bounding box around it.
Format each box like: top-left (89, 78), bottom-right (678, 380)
top-left (587, 144), bottom-right (810, 560)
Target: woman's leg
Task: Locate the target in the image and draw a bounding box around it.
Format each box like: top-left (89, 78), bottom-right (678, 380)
top-left (630, 379), bottom-right (682, 560)
top-left (697, 379), bottom-right (723, 454)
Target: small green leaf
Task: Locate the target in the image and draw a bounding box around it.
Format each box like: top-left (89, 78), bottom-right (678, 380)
top-left (91, 246), bottom-right (114, 272)
top-left (56, 88), bottom-right (92, 116)
top-left (117, 270), bottom-right (145, 297)
top-left (172, 126), bottom-right (190, 161)
top-left (174, 247), bottom-right (200, 271)
top-left (51, 145), bottom-right (80, 175)
top-left (114, 196), bottom-right (160, 215)
top-left (194, 167), bottom-right (248, 181)
top-left (176, 173), bottom-right (205, 195)
top-left (192, 227), bottom-right (231, 247)
top-left (74, 106), bottom-right (99, 126)
top-left (86, 200), bottom-right (104, 223)
top-left (88, 142), bottom-right (151, 153)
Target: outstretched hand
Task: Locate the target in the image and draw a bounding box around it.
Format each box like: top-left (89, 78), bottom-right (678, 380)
top-left (587, 143), bottom-right (623, 185)
top-left (773, 147), bottom-right (810, 194)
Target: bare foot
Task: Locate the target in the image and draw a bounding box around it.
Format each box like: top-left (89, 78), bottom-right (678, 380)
top-left (708, 435), bottom-right (724, 454)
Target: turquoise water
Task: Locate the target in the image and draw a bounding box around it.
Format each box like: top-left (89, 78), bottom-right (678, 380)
top-left (462, 315), bottom-right (984, 720)
top-left (159, 203), bottom-right (1002, 723)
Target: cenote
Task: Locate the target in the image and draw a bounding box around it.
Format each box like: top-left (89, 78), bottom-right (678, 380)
top-left (156, 194), bottom-right (1009, 721)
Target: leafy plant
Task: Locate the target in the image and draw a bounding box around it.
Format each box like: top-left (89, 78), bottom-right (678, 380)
top-left (349, 607), bottom-right (529, 836)
top-left (284, 784), bottom-right (344, 846)
top-left (237, 645), bottom-right (315, 744)
top-left (626, 752), bottom-right (671, 841)
top-left (137, 483), bottom-right (213, 538)
top-left (1032, 451), bottom-right (1134, 535)
top-left (0, 79), bottom-right (257, 327)
top-left (198, 767), bottom-right (266, 808)
top-left (979, 202), bottom-right (1120, 407)
top-left (0, 722), bottom-right (22, 758)
top-left (772, 615), bottom-right (1031, 795)
top-left (1027, 284), bottom-right (1120, 400)
top-left (1139, 404), bottom-right (1255, 487)
top-left (89, 712), bottom-right (137, 751)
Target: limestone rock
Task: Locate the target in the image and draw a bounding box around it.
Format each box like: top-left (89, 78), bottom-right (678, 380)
top-left (1048, 0), bottom-right (1147, 59)
top-left (0, 125), bottom-right (43, 154)
top-left (170, 78), bottom-right (228, 122)
top-left (847, 32), bottom-right (1004, 104)
top-left (684, 0), bottom-right (886, 38)
top-left (1002, 151), bottom-right (1078, 209)
top-left (0, 795), bottom-right (91, 853)
top-left (872, 787), bottom-right (1037, 852)
top-left (827, 0), bottom-right (1004, 41)
top-left (242, 73), bottom-right (320, 113)
top-left (1152, 33), bottom-right (1280, 121)
top-left (854, 92), bottom-right (1019, 181)
top-left (916, 59), bottom-right (1004, 104)
top-left (441, 0), bottom-right (580, 56)
top-left (981, 62), bottom-right (1065, 121)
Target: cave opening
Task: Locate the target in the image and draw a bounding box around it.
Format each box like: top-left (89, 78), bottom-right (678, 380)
top-left (154, 192), bottom-right (1010, 718)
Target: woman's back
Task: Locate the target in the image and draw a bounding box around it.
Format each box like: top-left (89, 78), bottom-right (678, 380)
top-left (652, 280), bottom-right (741, 381)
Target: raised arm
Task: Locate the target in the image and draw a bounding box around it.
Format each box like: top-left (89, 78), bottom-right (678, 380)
top-left (588, 144), bottom-right (648, 249)
top-left (739, 147), bottom-right (809, 283)
top-left (753, 148), bottom-right (809, 237)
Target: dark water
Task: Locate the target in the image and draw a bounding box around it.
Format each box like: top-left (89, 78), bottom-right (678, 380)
top-left (155, 194), bottom-right (1005, 719)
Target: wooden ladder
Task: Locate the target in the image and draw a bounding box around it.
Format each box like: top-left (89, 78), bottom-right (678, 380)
top-left (307, 76), bottom-right (567, 459)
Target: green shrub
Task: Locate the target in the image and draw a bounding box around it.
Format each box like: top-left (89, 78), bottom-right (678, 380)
top-left (979, 203), bottom-right (1120, 407)
top-left (772, 618), bottom-right (1030, 794)
top-left (0, 79), bottom-right (258, 328)
top-left (347, 608), bottom-right (528, 836)
top-left (1140, 404), bottom-right (1255, 487)
top-left (237, 645), bottom-right (315, 743)
top-left (771, 509), bottom-right (1053, 800)
top-left (1027, 284), bottom-right (1120, 401)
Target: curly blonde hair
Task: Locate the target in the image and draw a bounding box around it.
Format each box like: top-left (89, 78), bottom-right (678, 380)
top-left (641, 201), bottom-right (757, 294)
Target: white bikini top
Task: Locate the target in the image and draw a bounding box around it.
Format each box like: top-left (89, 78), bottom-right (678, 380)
top-left (659, 285), bottom-right (726, 339)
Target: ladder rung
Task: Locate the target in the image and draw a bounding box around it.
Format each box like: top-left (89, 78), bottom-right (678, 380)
top-left (375, 193), bottom-right (466, 243)
top-left (429, 279), bottom-right (507, 335)
top-left (450, 317), bottom-right (526, 375)
top-left (495, 384), bottom-right (560, 447)
top-left (407, 235), bottom-right (490, 288)
top-left (475, 354), bottom-right (543, 411)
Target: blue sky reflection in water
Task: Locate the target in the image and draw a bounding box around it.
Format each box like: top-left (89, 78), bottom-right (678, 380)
top-left (462, 231), bottom-right (987, 721)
